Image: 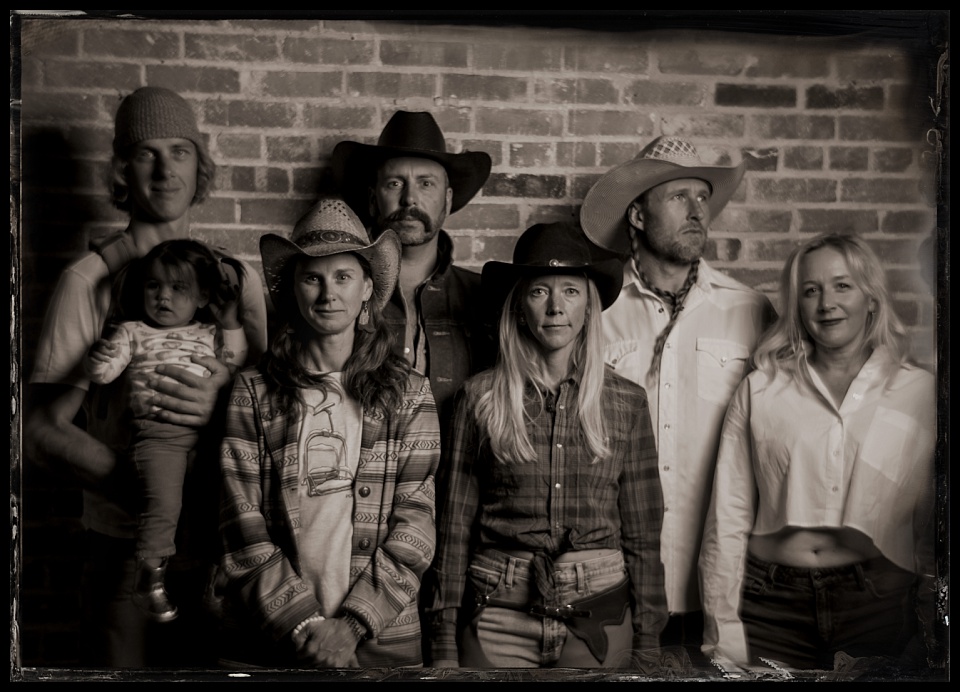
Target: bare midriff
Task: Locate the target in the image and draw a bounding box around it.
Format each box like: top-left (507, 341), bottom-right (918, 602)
top-left (749, 527), bottom-right (882, 568)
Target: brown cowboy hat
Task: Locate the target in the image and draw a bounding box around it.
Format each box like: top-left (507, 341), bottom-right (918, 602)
top-left (260, 197), bottom-right (401, 315)
top-left (331, 110), bottom-right (492, 218)
top-left (481, 222), bottom-right (624, 315)
top-left (580, 136), bottom-right (745, 255)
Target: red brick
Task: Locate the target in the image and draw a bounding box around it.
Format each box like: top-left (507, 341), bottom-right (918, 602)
top-left (21, 93), bottom-right (101, 123)
top-left (146, 65), bottom-right (242, 94)
top-left (82, 28), bottom-right (179, 59)
top-left (836, 53), bottom-right (910, 81)
top-left (798, 209), bottom-right (878, 235)
top-left (838, 116), bottom-right (917, 142)
top-left (557, 141), bottom-right (596, 168)
top-left (745, 51), bottom-right (829, 79)
top-left (45, 61), bottom-right (140, 90)
top-left (444, 203), bottom-right (519, 231)
top-left (829, 146), bottom-right (868, 171)
top-left (304, 105), bottom-right (377, 132)
top-left (575, 79), bottom-right (619, 105)
top-left (661, 114), bottom-right (745, 139)
top-left (881, 209), bottom-right (935, 234)
top-left (217, 133), bottom-right (262, 160)
top-left (527, 205), bottom-right (579, 227)
top-left (185, 33), bottom-right (279, 62)
top-left (486, 173), bottom-right (565, 199)
top-left (658, 48), bottom-right (744, 76)
top-left (752, 114), bottom-right (835, 139)
top-left (571, 173), bottom-right (604, 200)
top-left (347, 72), bottom-right (435, 99)
top-left (293, 166), bottom-right (336, 196)
top-left (509, 142), bottom-right (552, 168)
top-left (627, 81), bottom-right (704, 107)
top-left (749, 238), bottom-right (803, 263)
top-left (475, 233), bottom-right (522, 263)
top-left (753, 178), bottom-right (837, 203)
top-left (783, 146), bottom-right (823, 171)
top-left (743, 147), bottom-right (779, 172)
top-left (21, 21), bottom-right (80, 56)
top-left (265, 136), bottom-right (314, 163)
top-left (264, 167), bottom-right (290, 194)
top-left (565, 44), bottom-right (648, 73)
top-left (191, 196), bottom-right (236, 225)
top-left (283, 36), bottom-right (375, 65)
top-left (716, 84), bottom-right (796, 108)
top-left (239, 197), bottom-right (314, 226)
top-left (840, 178), bottom-right (922, 204)
top-left (475, 44), bottom-right (561, 71)
top-left (705, 237), bottom-right (743, 262)
top-left (725, 268), bottom-right (781, 294)
top-left (380, 40), bottom-right (467, 67)
top-left (260, 70), bottom-right (341, 98)
top-left (206, 100), bottom-right (297, 128)
top-left (569, 110), bottom-right (652, 137)
top-left (194, 226), bottom-right (265, 259)
top-left (444, 74), bottom-right (527, 102)
top-left (461, 140), bottom-right (503, 167)
top-left (874, 147), bottom-right (913, 173)
top-left (806, 84), bottom-right (884, 110)
top-left (477, 109), bottom-right (563, 137)
top-left (228, 19), bottom-right (318, 33)
top-left (748, 209), bottom-right (793, 233)
top-left (598, 142), bottom-right (643, 168)
top-left (230, 166), bottom-right (256, 192)
top-left (533, 78), bottom-right (576, 104)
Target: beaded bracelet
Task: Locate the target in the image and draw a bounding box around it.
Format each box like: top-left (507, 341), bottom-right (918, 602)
top-left (291, 614), bottom-right (325, 640)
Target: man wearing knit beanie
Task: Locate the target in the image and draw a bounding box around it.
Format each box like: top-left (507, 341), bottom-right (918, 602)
top-left (25, 86), bottom-right (268, 667)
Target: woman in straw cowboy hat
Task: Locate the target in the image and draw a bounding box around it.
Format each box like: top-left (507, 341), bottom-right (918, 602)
top-left (217, 197), bottom-right (441, 668)
top-left (426, 222), bottom-right (667, 669)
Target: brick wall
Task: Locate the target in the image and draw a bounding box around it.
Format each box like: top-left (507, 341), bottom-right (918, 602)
top-left (13, 13), bottom-right (947, 669)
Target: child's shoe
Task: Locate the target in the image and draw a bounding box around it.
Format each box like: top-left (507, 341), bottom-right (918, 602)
top-left (132, 557), bottom-right (179, 623)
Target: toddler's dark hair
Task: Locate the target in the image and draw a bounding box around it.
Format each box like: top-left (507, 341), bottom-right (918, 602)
top-left (110, 239), bottom-right (244, 324)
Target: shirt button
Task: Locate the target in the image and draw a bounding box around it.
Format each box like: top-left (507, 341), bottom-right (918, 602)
top-left (658, 308), bottom-right (665, 314)
top-left (558, 404), bottom-right (564, 410)
top-left (832, 486), bottom-right (839, 492)
top-left (557, 443), bottom-right (563, 449)
top-left (555, 483), bottom-right (561, 489)
top-left (358, 486), bottom-right (371, 497)
top-left (404, 347), bottom-right (411, 354)
top-left (359, 538), bottom-right (371, 550)
top-left (663, 465), bottom-right (670, 471)
top-left (664, 424), bottom-right (670, 430)
top-left (721, 357), bottom-right (727, 363)
top-left (664, 383), bottom-right (671, 389)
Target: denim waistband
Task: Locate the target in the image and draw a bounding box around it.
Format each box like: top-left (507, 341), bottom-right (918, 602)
top-left (475, 548), bottom-right (626, 582)
top-left (746, 552), bottom-right (906, 586)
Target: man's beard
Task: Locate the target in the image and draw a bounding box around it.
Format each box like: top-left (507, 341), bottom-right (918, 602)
top-left (376, 207), bottom-right (442, 247)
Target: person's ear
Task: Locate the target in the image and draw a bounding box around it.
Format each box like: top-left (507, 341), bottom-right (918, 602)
top-left (444, 185), bottom-right (453, 216)
top-left (197, 290), bottom-right (210, 309)
top-left (627, 200), bottom-right (644, 231)
top-left (111, 156), bottom-right (129, 190)
top-left (362, 276), bottom-right (374, 303)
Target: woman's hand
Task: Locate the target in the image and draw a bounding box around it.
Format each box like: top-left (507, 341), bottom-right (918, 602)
top-left (150, 354), bottom-right (231, 427)
top-left (293, 618), bottom-right (361, 668)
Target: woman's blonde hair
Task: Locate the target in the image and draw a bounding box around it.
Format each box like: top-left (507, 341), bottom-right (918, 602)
top-left (473, 275), bottom-right (610, 464)
top-left (753, 233), bottom-right (910, 378)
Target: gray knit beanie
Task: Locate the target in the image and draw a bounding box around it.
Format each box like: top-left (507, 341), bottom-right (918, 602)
top-left (113, 86), bottom-right (203, 155)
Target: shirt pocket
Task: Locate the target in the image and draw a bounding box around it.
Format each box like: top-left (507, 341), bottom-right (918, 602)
top-left (859, 407), bottom-right (927, 486)
top-left (605, 342), bottom-right (650, 386)
top-left (696, 338), bottom-right (750, 405)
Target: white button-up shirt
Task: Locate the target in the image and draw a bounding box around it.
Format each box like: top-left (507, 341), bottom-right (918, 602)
top-left (603, 258), bottom-right (774, 614)
top-left (699, 347), bottom-right (937, 663)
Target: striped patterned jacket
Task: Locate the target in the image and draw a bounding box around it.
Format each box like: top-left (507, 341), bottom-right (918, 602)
top-left (219, 367), bottom-right (440, 667)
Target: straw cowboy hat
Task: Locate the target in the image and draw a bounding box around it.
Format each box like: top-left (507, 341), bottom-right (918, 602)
top-left (260, 197), bottom-right (401, 315)
top-left (481, 222), bottom-right (624, 315)
top-left (331, 110), bottom-right (492, 218)
top-left (580, 136), bottom-right (745, 255)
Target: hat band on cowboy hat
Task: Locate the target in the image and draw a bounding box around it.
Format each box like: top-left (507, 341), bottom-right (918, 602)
top-left (260, 197), bottom-right (401, 314)
top-left (331, 110), bottom-right (492, 218)
top-left (481, 222), bottom-right (624, 315)
top-left (580, 136), bottom-right (745, 255)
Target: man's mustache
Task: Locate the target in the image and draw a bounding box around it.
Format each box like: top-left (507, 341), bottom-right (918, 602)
top-left (381, 207), bottom-right (433, 229)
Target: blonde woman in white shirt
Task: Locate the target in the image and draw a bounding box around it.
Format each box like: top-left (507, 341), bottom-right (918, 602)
top-left (700, 233), bottom-right (938, 671)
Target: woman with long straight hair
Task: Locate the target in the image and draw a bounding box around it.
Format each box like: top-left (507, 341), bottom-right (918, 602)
top-left (426, 222), bottom-right (667, 668)
top-left (700, 233), bottom-right (938, 671)
top-left (217, 197), bottom-right (441, 668)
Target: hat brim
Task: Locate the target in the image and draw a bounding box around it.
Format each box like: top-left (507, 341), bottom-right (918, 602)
top-left (580, 159), bottom-right (745, 255)
top-left (481, 258), bottom-right (624, 318)
top-left (260, 230), bottom-right (401, 316)
top-left (331, 141), bottom-right (492, 220)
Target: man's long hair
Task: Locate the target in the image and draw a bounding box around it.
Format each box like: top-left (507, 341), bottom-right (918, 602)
top-left (752, 233), bottom-right (910, 381)
top-left (472, 276), bottom-right (610, 464)
top-left (261, 254), bottom-right (410, 416)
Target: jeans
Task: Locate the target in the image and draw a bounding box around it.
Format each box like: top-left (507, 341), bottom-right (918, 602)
top-left (459, 549), bottom-right (633, 668)
top-left (130, 420), bottom-right (198, 559)
top-left (741, 553), bottom-right (919, 670)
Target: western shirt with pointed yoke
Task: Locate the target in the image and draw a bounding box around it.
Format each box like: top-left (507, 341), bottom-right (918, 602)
top-left (602, 258), bottom-right (775, 615)
top-left (427, 367), bottom-right (666, 663)
top-left (699, 347), bottom-right (937, 664)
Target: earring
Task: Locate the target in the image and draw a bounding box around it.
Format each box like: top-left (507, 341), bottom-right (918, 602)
top-left (357, 301), bottom-right (375, 333)
top-left (518, 314), bottom-right (527, 326)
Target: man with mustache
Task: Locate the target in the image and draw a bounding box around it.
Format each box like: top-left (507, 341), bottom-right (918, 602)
top-left (332, 111), bottom-right (494, 434)
top-left (579, 136), bottom-right (775, 661)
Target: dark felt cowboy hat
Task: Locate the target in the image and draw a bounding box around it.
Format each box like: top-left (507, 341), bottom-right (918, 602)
top-left (260, 197), bottom-right (401, 315)
top-left (580, 136), bottom-right (745, 255)
top-left (482, 222), bottom-right (624, 315)
top-left (331, 110), bottom-right (492, 217)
